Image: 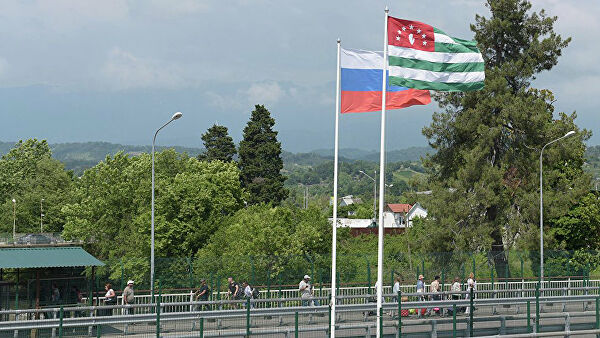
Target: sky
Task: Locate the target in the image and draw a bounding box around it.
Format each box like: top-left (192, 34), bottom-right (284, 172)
top-left (0, 0), bottom-right (598, 152)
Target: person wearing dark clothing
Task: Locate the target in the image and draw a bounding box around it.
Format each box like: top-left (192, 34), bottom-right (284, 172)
top-left (228, 277), bottom-right (242, 309)
top-left (194, 279), bottom-right (210, 311)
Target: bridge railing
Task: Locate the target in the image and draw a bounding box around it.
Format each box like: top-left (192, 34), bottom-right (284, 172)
top-left (2, 287), bottom-right (600, 337)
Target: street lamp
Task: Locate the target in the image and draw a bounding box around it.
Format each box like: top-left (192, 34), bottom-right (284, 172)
top-left (12, 198), bottom-right (16, 242)
top-left (151, 112), bottom-right (183, 296)
top-left (360, 170), bottom-right (378, 224)
top-left (359, 170), bottom-right (392, 224)
top-left (540, 130), bottom-right (575, 283)
top-left (40, 199), bottom-right (45, 233)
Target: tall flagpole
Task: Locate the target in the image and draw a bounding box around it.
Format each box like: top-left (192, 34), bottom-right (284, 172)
top-left (376, 7), bottom-right (389, 338)
top-left (330, 38), bottom-right (341, 338)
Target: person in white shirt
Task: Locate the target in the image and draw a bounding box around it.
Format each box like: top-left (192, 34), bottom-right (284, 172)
top-left (465, 273), bottom-right (476, 314)
top-left (299, 275), bottom-right (318, 306)
top-left (392, 276), bottom-right (401, 295)
top-left (242, 281), bottom-right (254, 308)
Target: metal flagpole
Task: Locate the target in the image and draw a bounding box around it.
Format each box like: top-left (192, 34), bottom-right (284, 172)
top-left (330, 38), bottom-right (341, 338)
top-left (376, 7), bottom-right (389, 338)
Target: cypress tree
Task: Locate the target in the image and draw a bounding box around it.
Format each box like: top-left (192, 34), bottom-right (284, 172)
top-left (238, 105), bottom-right (288, 205)
top-left (198, 124), bottom-right (237, 162)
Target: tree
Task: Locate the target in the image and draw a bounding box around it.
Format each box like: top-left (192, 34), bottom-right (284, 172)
top-left (62, 149), bottom-right (247, 262)
top-left (238, 104), bottom-right (288, 205)
top-left (420, 0), bottom-right (589, 276)
top-left (0, 139), bottom-right (72, 233)
top-left (198, 124), bottom-right (237, 162)
top-left (196, 205), bottom-right (333, 284)
top-left (550, 192), bottom-right (600, 250)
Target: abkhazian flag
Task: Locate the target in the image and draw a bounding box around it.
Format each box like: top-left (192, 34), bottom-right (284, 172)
top-left (387, 16), bottom-right (485, 91)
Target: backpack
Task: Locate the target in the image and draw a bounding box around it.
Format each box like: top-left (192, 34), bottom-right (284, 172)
top-left (251, 287), bottom-right (260, 299)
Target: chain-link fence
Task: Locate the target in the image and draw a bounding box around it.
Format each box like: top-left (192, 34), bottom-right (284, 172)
top-left (1, 250), bottom-right (599, 312)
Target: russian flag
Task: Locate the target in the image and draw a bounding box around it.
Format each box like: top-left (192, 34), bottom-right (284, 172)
top-left (341, 48), bottom-right (431, 113)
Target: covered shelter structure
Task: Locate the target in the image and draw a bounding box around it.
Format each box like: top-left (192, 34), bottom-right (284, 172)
top-left (0, 246), bottom-right (104, 313)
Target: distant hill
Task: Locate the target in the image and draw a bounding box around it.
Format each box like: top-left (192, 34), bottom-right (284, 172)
top-left (310, 146), bottom-right (433, 162)
top-left (0, 140), bottom-right (434, 175)
top-left (0, 141), bottom-right (204, 175)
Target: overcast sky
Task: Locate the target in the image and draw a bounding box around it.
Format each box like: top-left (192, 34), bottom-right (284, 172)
top-left (0, 0), bottom-right (597, 152)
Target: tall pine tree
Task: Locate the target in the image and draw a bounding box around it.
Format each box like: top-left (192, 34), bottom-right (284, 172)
top-left (238, 105), bottom-right (288, 205)
top-left (420, 0), bottom-right (590, 276)
top-left (198, 124), bottom-right (237, 162)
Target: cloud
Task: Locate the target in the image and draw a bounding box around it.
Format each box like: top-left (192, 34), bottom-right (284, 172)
top-left (100, 47), bottom-right (187, 90)
top-left (146, 0), bottom-right (211, 17)
top-left (0, 57), bottom-right (7, 77)
top-left (245, 81), bottom-right (285, 105)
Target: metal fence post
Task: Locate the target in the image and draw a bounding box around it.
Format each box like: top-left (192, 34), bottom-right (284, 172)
top-left (527, 300), bottom-right (531, 333)
top-left (336, 271), bottom-right (340, 295)
top-left (267, 266), bottom-right (271, 295)
top-left (15, 269), bottom-right (19, 310)
top-left (398, 291), bottom-right (402, 337)
top-left (120, 258), bottom-right (124, 290)
top-left (250, 256), bottom-right (255, 287)
top-left (279, 275), bottom-right (283, 300)
top-left (441, 270), bottom-right (445, 292)
top-left (156, 280), bottom-right (162, 338)
top-left (59, 306), bottom-right (64, 338)
top-left (216, 276), bottom-right (221, 302)
top-left (200, 317), bottom-right (204, 338)
top-left (491, 267), bottom-right (495, 295)
top-left (596, 296), bottom-right (599, 334)
top-left (379, 307), bottom-right (384, 338)
top-left (188, 257), bottom-right (194, 289)
top-left (452, 304), bottom-right (456, 338)
top-left (469, 287), bottom-right (474, 337)
top-left (295, 311), bottom-right (299, 338)
top-left (535, 284), bottom-right (540, 333)
top-left (246, 298), bottom-right (251, 337)
top-left (366, 257), bottom-right (372, 290)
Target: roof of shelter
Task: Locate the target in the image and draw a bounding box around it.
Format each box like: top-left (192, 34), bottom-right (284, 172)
top-left (0, 247), bottom-right (104, 269)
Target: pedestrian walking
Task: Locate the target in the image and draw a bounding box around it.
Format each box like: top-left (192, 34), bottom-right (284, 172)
top-left (104, 283), bottom-right (116, 316)
top-left (430, 275), bottom-right (441, 315)
top-left (227, 277), bottom-right (242, 309)
top-left (194, 279), bottom-right (210, 311)
top-left (242, 281), bottom-right (254, 308)
top-left (123, 280), bottom-right (135, 315)
top-left (416, 275), bottom-right (425, 317)
top-left (465, 272), bottom-right (476, 314)
top-left (450, 277), bottom-right (464, 314)
top-left (299, 275), bottom-right (318, 306)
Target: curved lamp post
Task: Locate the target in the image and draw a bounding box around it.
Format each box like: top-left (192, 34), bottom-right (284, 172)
top-left (540, 130), bottom-right (575, 283)
top-left (151, 112), bottom-right (182, 295)
top-left (359, 170), bottom-right (392, 225)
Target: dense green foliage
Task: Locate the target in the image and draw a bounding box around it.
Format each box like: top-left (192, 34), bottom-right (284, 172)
top-left (420, 0), bottom-right (589, 276)
top-left (62, 151), bottom-right (246, 258)
top-left (0, 139), bottom-right (72, 233)
top-left (198, 124), bottom-right (237, 162)
top-left (238, 105), bottom-right (288, 206)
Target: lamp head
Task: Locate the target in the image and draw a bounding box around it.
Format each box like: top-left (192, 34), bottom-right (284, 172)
top-left (564, 130), bottom-right (576, 138)
top-left (171, 112), bottom-right (183, 120)
top-left (12, 198), bottom-right (15, 203)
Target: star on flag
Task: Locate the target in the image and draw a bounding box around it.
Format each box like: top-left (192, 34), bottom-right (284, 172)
top-left (387, 17), bottom-right (435, 52)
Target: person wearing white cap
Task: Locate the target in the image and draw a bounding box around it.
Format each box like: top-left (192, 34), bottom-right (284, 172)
top-left (299, 274), bottom-right (319, 306)
top-left (123, 280), bottom-right (135, 315)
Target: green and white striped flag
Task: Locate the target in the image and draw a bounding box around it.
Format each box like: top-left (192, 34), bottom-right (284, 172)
top-left (387, 16), bottom-right (485, 91)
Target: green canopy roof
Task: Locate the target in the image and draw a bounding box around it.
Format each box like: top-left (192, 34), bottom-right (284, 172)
top-left (0, 247), bottom-right (104, 269)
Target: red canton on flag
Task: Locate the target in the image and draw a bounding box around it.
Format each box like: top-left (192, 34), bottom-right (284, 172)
top-left (388, 18), bottom-right (434, 52)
